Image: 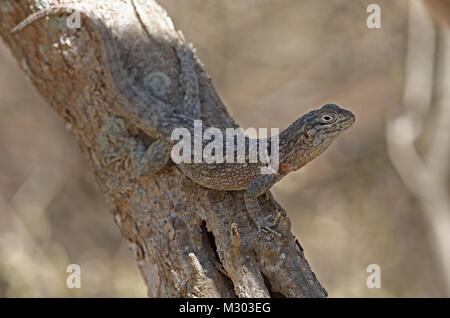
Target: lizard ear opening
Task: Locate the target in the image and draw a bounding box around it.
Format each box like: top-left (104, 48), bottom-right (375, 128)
top-left (303, 129), bottom-right (311, 140)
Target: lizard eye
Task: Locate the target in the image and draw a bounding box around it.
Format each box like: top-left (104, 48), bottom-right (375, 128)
top-left (319, 112), bottom-right (336, 124)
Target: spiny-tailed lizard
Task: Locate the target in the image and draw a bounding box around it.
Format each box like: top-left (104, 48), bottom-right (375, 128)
top-left (11, 4), bottom-right (355, 236)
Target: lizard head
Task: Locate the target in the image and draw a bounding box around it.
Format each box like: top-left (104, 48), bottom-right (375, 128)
top-left (303, 103), bottom-right (355, 141)
top-left (283, 103), bottom-right (355, 168)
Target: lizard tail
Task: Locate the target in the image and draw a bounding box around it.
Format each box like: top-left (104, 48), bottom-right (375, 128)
top-left (11, 5), bottom-right (78, 34)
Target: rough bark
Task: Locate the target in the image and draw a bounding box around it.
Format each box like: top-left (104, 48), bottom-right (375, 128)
top-left (0, 0), bottom-right (327, 298)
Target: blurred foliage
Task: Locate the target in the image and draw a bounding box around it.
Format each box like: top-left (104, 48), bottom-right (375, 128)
top-left (0, 0), bottom-right (448, 297)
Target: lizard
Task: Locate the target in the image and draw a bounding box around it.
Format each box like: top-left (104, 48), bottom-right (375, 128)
top-left (11, 3), bottom-right (356, 236)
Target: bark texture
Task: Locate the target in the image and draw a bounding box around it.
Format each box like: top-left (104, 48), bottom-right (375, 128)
top-left (0, 0), bottom-right (327, 297)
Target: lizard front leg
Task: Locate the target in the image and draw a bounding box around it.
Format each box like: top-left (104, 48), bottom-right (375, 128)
top-left (129, 138), bottom-right (170, 176)
top-left (245, 172), bottom-right (284, 236)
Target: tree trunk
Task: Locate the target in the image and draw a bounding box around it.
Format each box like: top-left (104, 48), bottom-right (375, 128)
top-left (0, 0), bottom-right (326, 298)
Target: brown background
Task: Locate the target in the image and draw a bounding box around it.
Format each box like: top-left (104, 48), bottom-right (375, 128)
top-left (0, 0), bottom-right (448, 297)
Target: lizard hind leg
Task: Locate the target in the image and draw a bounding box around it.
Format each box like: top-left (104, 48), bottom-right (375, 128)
top-left (129, 138), bottom-right (170, 176)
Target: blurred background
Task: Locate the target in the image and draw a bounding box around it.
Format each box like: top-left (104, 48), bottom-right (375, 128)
top-left (0, 0), bottom-right (449, 297)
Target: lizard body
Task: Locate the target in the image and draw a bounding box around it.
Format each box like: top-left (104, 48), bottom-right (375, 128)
top-left (178, 103), bottom-right (354, 191)
top-left (12, 5), bottom-right (355, 235)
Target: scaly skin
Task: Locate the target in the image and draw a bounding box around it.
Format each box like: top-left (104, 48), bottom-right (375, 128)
top-left (178, 104), bottom-right (355, 191)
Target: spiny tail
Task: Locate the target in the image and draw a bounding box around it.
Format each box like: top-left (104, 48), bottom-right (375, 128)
top-left (11, 5), bottom-right (79, 34)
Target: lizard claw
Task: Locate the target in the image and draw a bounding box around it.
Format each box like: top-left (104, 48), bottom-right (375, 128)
top-left (260, 225), bottom-right (282, 237)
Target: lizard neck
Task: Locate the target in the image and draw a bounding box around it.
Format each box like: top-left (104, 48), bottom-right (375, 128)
top-left (273, 115), bottom-right (329, 172)
top-left (272, 116), bottom-right (309, 170)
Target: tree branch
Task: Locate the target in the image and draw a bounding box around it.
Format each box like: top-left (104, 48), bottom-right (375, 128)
top-left (0, 0), bottom-right (326, 297)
